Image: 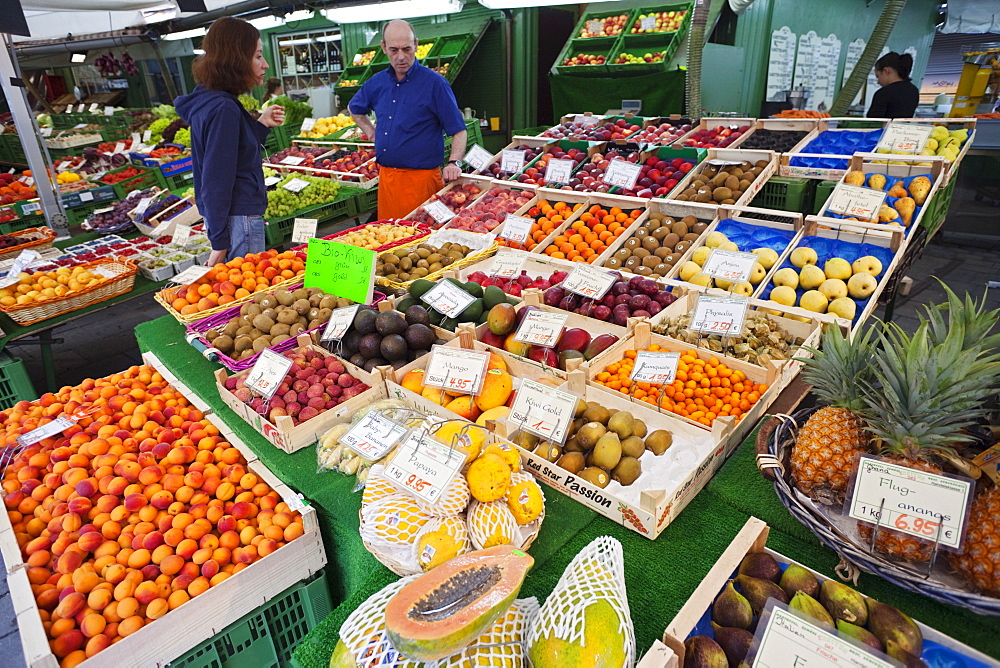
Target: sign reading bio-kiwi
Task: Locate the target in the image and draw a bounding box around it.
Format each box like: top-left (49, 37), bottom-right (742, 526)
top-left (305, 238), bottom-right (375, 305)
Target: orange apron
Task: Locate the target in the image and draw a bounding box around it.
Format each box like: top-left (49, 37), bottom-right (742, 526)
top-left (378, 165), bottom-right (444, 220)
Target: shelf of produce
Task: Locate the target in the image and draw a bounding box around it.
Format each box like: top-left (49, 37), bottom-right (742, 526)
top-left (99, 164), bottom-right (167, 199)
top-left (668, 148), bottom-right (779, 208)
top-left (605, 41), bottom-right (677, 74)
top-left (660, 517), bottom-right (997, 667)
top-left (264, 190), bottom-right (360, 247)
top-left (554, 37), bottom-right (616, 75)
top-left (734, 118), bottom-right (820, 153)
top-left (779, 122), bottom-right (885, 180)
top-left (879, 117), bottom-right (976, 184)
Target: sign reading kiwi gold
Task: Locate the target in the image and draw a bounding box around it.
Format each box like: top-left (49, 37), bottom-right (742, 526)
top-left (321, 304), bottom-right (360, 342)
top-left (384, 430), bottom-right (464, 504)
top-left (423, 346), bottom-right (490, 395)
top-left (703, 248), bottom-right (758, 283)
top-left (305, 238), bottom-right (376, 305)
top-left (421, 280), bottom-right (476, 318)
top-left (749, 601), bottom-right (894, 668)
top-left (508, 378), bottom-right (577, 444)
top-left (846, 455), bottom-right (974, 550)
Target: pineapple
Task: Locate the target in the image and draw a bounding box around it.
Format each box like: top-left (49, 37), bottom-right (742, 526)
top-left (948, 485), bottom-right (1000, 596)
top-left (858, 321), bottom-right (1000, 563)
top-left (790, 323), bottom-right (876, 502)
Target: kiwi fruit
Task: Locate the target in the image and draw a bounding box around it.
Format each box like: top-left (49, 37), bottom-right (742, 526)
top-left (252, 314), bottom-right (275, 332)
top-left (645, 429), bottom-right (673, 455)
top-left (579, 467), bottom-right (610, 488)
top-left (621, 435), bottom-right (645, 459)
top-left (641, 237), bottom-right (659, 253)
top-left (252, 337), bottom-right (271, 353)
top-left (612, 457), bottom-right (642, 486)
top-left (632, 418), bottom-right (647, 438)
top-left (214, 335), bottom-right (234, 353)
top-left (713, 187), bottom-right (733, 202)
top-left (642, 255), bottom-right (659, 268)
top-left (606, 258), bottom-right (622, 269)
top-left (583, 404), bottom-right (611, 424)
top-left (558, 452), bottom-right (586, 474)
top-left (576, 422), bottom-right (607, 448)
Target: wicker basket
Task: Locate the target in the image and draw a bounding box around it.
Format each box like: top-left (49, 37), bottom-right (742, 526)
top-left (184, 284), bottom-right (386, 372)
top-left (0, 257), bottom-right (137, 325)
top-left (0, 226), bottom-right (57, 261)
top-left (154, 272), bottom-right (305, 324)
top-left (292, 219), bottom-right (430, 253)
top-left (757, 407), bottom-right (1000, 615)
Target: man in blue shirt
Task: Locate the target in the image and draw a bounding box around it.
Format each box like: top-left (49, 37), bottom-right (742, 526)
top-left (349, 20), bottom-right (467, 219)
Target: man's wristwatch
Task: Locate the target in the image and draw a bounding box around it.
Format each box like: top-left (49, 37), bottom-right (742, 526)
top-left (447, 159), bottom-right (463, 168)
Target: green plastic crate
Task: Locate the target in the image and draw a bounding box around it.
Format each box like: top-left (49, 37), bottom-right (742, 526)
top-left (0, 135), bottom-right (13, 163)
top-left (921, 170), bottom-right (956, 235)
top-left (751, 176), bottom-right (813, 213)
top-left (813, 179), bottom-right (839, 214)
top-left (429, 34), bottom-right (473, 60)
top-left (8, 135), bottom-right (27, 164)
top-left (0, 352), bottom-right (37, 410)
top-left (571, 8), bottom-right (637, 41)
top-left (554, 37), bottom-right (616, 75)
top-left (100, 165), bottom-right (167, 199)
top-left (65, 199), bottom-right (111, 227)
top-left (357, 186), bottom-right (378, 216)
top-left (604, 41), bottom-right (677, 75)
top-left (166, 571), bottom-right (331, 668)
top-left (0, 215), bottom-right (47, 235)
top-left (265, 198), bottom-right (343, 246)
top-left (164, 169), bottom-right (196, 192)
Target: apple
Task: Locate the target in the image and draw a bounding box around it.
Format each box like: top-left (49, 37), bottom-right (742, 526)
top-left (828, 297), bottom-right (857, 320)
top-left (772, 267), bottom-right (799, 289)
top-left (800, 290), bottom-right (829, 313)
top-left (823, 257), bottom-right (852, 280)
top-left (679, 261), bottom-right (702, 282)
top-left (818, 278), bottom-right (848, 301)
top-left (851, 255), bottom-right (883, 277)
top-left (790, 247), bottom-right (818, 268)
top-left (730, 282), bottom-right (754, 297)
top-left (799, 264), bottom-right (826, 290)
top-left (748, 262), bottom-right (767, 285)
top-left (847, 272), bottom-right (877, 299)
top-left (752, 247), bottom-right (779, 269)
top-left (770, 285), bottom-right (798, 306)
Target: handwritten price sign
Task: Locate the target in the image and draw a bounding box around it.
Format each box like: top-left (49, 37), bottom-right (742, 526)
top-left (562, 264), bottom-right (616, 299)
top-left (384, 430), bottom-right (464, 504)
top-left (507, 379), bottom-right (577, 444)
top-left (282, 177), bottom-right (311, 193)
top-left (498, 214), bottom-right (534, 245)
top-left (421, 281), bottom-right (476, 318)
top-left (500, 149), bottom-right (526, 173)
top-left (341, 412), bottom-right (407, 460)
top-left (245, 349), bottom-right (293, 400)
top-left (16, 416), bottom-right (76, 448)
top-left (280, 155), bottom-right (306, 166)
top-left (877, 123), bottom-right (933, 154)
top-left (321, 304), bottom-right (360, 342)
top-left (489, 251), bottom-right (526, 279)
top-left (464, 144), bottom-right (494, 172)
top-left (602, 159), bottom-right (642, 190)
top-left (827, 183), bottom-right (887, 221)
top-left (544, 158), bottom-right (575, 184)
top-left (423, 346), bottom-right (490, 395)
top-left (423, 199), bottom-right (456, 225)
top-left (690, 295), bottom-right (749, 335)
top-left (514, 310), bottom-right (569, 348)
top-left (702, 248), bottom-right (758, 283)
top-left (291, 218), bottom-right (318, 244)
top-left (846, 455), bottom-right (974, 550)
top-left (630, 351), bottom-right (680, 384)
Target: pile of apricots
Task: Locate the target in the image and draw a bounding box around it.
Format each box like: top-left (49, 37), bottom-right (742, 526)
top-left (538, 204), bottom-right (642, 262)
top-left (1, 366), bottom-right (305, 666)
top-left (165, 249), bottom-right (307, 316)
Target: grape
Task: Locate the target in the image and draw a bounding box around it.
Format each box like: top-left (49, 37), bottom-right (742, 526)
top-left (264, 174), bottom-right (340, 219)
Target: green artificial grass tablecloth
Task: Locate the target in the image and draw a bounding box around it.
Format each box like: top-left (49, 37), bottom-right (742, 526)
top-left (133, 315), bottom-right (1000, 667)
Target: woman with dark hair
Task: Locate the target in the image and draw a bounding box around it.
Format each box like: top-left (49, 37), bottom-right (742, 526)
top-left (868, 52), bottom-right (919, 118)
top-left (175, 17), bottom-right (285, 265)
top-left (262, 77), bottom-right (283, 103)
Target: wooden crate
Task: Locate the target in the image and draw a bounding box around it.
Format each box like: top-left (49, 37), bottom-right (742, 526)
top-left (586, 321), bottom-right (786, 457)
top-left (525, 188), bottom-right (649, 261)
top-left (880, 117), bottom-right (976, 184)
top-left (660, 517), bottom-right (997, 667)
top-left (732, 118), bottom-right (820, 153)
top-left (452, 182), bottom-right (539, 237)
top-left (664, 204), bottom-right (804, 293)
top-left (134, 195), bottom-right (200, 238)
top-left (671, 117), bottom-right (757, 149)
top-left (489, 367), bottom-right (733, 539)
top-left (812, 153), bottom-right (946, 240)
top-left (214, 334), bottom-right (384, 454)
top-left (668, 148), bottom-right (779, 208)
top-left (403, 174), bottom-right (496, 223)
top-left (0, 375), bottom-right (325, 668)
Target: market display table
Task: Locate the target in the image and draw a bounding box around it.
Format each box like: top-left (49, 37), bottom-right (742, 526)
top-left (134, 315), bottom-right (1000, 667)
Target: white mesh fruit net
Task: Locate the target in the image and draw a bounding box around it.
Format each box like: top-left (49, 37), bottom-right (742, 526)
top-left (362, 467), bottom-right (399, 507)
top-left (338, 575), bottom-right (423, 668)
top-left (413, 516), bottom-right (471, 571)
top-left (467, 499), bottom-right (519, 550)
top-left (361, 494), bottom-right (433, 548)
top-left (428, 597), bottom-right (540, 668)
top-left (416, 472), bottom-right (470, 518)
top-left (526, 536), bottom-right (635, 667)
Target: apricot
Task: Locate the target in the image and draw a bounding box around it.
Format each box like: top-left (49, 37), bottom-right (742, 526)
top-left (50, 617), bottom-right (76, 638)
top-left (119, 615), bottom-right (144, 637)
top-left (146, 598), bottom-right (169, 620)
top-left (87, 587), bottom-right (112, 610)
top-left (80, 613), bottom-right (106, 638)
top-left (116, 596), bottom-right (139, 619)
top-left (113, 579), bottom-right (136, 601)
top-left (187, 576), bottom-right (210, 597)
top-left (134, 581), bottom-right (160, 605)
top-left (85, 634), bottom-right (112, 657)
top-left (167, 589), bottom-right (189, 610)
top-left (72, 572), bottom-right (99, 594)
top-left (50, 629), bottom-right (85, 658)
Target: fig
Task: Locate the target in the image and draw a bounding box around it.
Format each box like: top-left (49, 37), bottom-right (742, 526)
top-left (712, 580), bottom-right (753, 630)
top-left (683, 635), bottom-right (727, 668)
top-left (790, 591), bottom-right (834, 627)
top-left (886, 639), bottom-right (928, 668)
top-left (710, 622), bottom-right (753, 667)
top-left (735, 574), bottom-right (788, 615)
top-left (836, 620), bottom-right (883, 652)
top-left (819, 580), bottom-right (867, 626)
top-left (779, 563), bottom-right (819, 600)
top-left (866, 598), bottom-right (922, 658)
top-left (738, 552), bottom-right (782, 583)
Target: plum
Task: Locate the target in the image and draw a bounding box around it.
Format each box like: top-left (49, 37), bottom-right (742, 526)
top-left (653, 291), bottom-right (677, 307)
top-left (646, 301), bottom-right (662, 316)
top-left (338, 374), bottom-right (355, 387)
top-left (299, 406), bottom-right (320, 422)
top-left (543, 287), bottom-right (564, 307)
top-left (307, 396), bottom-right (326, 410)
top-left (628, 275), bottom-right (645, 290)
top-left (629, 294), bottom-right (650, 311)
top-left (601, 294), bottom-right (616, 308)
top-left (224, 376), bottom-right (238, 391)
top-left (515, 305), bottom-right (539, 327)
top-left (633, 310), bottom-right (651, 319)
top-left (297, 391), bottom-right (311, 405)
top-left (615, 293), bottom-right (631, 306)
top-left (592, 304), bottom-right (612, 321)
top-left (640, 278), bottom-right (660, 296)
top-left (578, 302), bottom-right (594, 317)
top-left (558, 295), bottom-right (578, 312)
top-left (611, 282), bottom-right (630, 296)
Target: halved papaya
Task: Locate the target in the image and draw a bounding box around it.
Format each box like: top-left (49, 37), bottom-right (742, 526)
top-left (384, 545), bottom-right (534, 662)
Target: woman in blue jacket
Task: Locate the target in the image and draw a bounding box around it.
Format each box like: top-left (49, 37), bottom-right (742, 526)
top-left (175, 17), bottom-right (284, 265)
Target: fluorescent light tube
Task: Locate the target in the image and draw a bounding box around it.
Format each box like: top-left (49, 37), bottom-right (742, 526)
top-left (71, 53), bottom-right (87, 63)
top-left (248, 15), bottom-right (284, 30)
top-left (278, 38), bottom-right (314, 47)
top-left (479, 0), bottom-right (618, 6)
top-left (316, 35), bottom-right (341, 43)
top-left (284, 10), bottom-right (315, 22)
top-left (323, 0), bottom-right (463, 24)
top-left (163, 27), bottom-right (207, 41)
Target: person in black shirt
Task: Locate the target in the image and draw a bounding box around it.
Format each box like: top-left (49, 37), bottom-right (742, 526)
top-left (868, 52), bottom-right (919, 118)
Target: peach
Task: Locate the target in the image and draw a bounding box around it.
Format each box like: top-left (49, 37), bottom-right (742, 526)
top-left (216, 515), bottom-right (237, 533)
top-left (80, 613), bottom-right (106, 638)
top-left (141, 564), bottom-right (161, 581)
top-left (230, 501), bottom-right (251, 520)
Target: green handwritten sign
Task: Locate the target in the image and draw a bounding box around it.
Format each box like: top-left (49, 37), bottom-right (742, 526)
top-left (305, 239), bottom-right (376, 304)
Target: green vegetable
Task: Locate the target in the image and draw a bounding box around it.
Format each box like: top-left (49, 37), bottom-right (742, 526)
top-left (151, 104), bottom-right (178, 120)
top-left (265, 95), bottom-right (313, 128)
top-left (173, 127), bottom-right (191, 146)
top-left (238, 95), bottom-right (260, 112)
top-left (147, 118), bottom-right (172, 144)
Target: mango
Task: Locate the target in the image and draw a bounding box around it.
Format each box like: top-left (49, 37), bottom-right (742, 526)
top-left (475, 369), bottom-right (513, 411)
top-left (487, 303), bottom-right (517, 336)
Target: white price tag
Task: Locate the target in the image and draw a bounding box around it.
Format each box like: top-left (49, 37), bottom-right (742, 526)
top-left (423, 346), bottom-right (490, 395)
top-left (575, 114), bottom-right (601, 126)
top-left (630, 351), bottom-right (680, 384)
top-left (340, 412), bottom-right (407, 460)
top-left (383, 430), bottom-right (464, 505)
top-left (264, 175), bottom-right (281, 187)
top-left (498, 214), bottom-right (534, 245)
top-left (113, 142), bottom-right (126, 154)
top-left (73, 123), bottom-right (89, 129)
top-left (280, 155), bottom-right (306, 165)
top-left (245, 349), bottom-right (294, 400)
top-left (130, 132), bottom-right (141, 149)
top-left (300, 117), bottom-right (316, 132)
top-left (21, 200), bottom-right (41, 214)
top-left (561, 264), bottom-right (616, 299)
top-left (423, 199), bottom-right (456, 224)
top-left (827, 183), bottom-right (887, 221)
top-left (464, 144), bottom-right (494, 171)
top-left (16, 416), bottom-right (76, 448)
top-left (93, 266), bottom-right (117, 280)
top-left (846, 455), bottom-right (973, 551)
top-left (421, 280), bottom-right (476, 317)
top-left (0, 250), bottom-right (40, 286)
top-left (751, 603), bottom-right (894, 668)
top-left (586, 19), bottom-right (603, 34)
top-left (143, 129), bottom-right (152, 143)
top-left (602, 159), bottom-right (642, 190)
top-left (640, 15), bottom-right (657, 31)
top-left (489, 251), bottom-right (525, 279)
top-left (169, 265), bottom-right (212, 286)
top-left (89, 103), bottom-right (99, 112)
top-left (877, 123), bottom-right (933, 154)
top-left (514, 310), bottom-right (569, 348)
top-left (322, 304), bottom-right (360, 341)
top-left (78, 190), bottom-right (93, 202)
top-left (500, 149), bottom-right (526, 173)
top-left (131, 196), bottom-right (156, 217)
top-left (39, 127), bottom-right (52, 137)
top-left (690, 295), bottom-right (749, 335)
top-left (104, 106), bottom-right (115, 116)
top-left (172, 224), bottom-right (192, 247)
top-left (291, 218), bottom-right (318, 244)
top-left (702, 248), bottom-right (758, 283)
top-left (508, 378), bottom-right (577, 444)
top-left (544, 158), bottom-right (575, 184)
top-left (282, 177), bottom-right (311, 193)
top-left (23, 177), bottom-right (35, 188)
